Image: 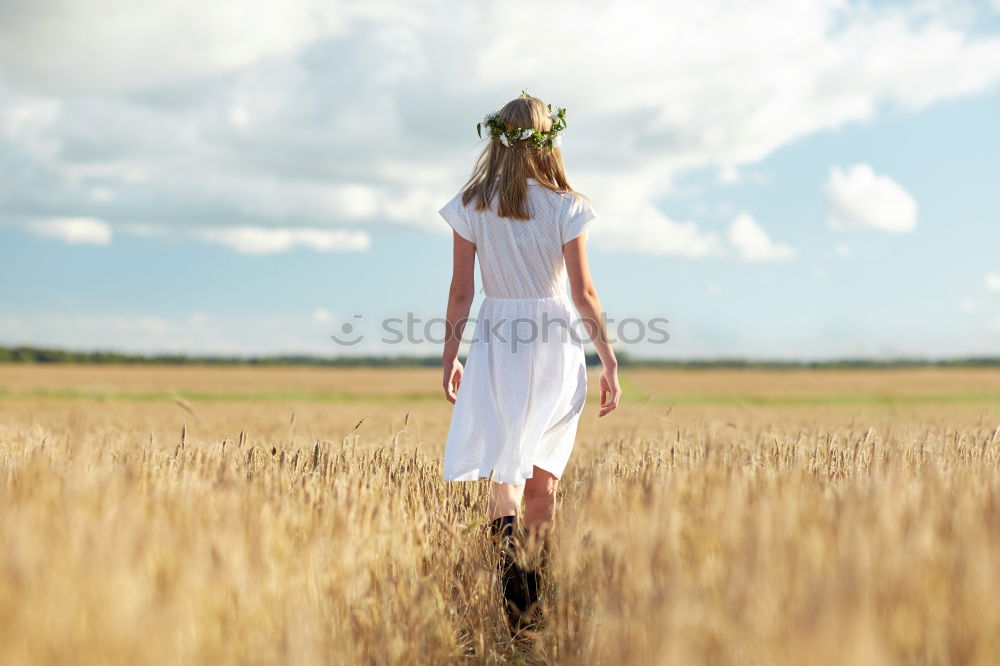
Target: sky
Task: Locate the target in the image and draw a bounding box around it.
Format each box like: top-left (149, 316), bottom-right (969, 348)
top-left (1, 0), bottom-right (1000, 361)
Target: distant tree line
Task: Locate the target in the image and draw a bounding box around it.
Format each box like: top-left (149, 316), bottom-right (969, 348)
top-left (1, 345), bottom-right (998, 368)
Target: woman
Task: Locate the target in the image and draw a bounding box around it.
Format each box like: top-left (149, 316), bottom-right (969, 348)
top-left (438, 92), bottom-right (621, 633)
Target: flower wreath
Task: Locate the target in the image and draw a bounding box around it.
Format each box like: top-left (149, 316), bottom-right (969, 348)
top-left (476, 90), bottom-right (567, 151)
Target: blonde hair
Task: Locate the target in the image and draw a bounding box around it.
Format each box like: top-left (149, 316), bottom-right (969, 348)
top-left (460, 94), bottom-right (587, 220)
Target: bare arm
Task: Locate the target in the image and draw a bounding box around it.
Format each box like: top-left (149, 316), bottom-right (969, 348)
top-left (442, 231), bottom-right (476, 403)
top-left (564, 230), bottom-right (621, 416)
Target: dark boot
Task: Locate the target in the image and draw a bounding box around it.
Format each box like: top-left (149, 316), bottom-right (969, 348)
top-left (489, 516), bottom-right (532, 632)
top-left (519, 527), bottom-right (552, 630)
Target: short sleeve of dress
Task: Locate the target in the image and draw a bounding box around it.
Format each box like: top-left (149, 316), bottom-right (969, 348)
top-left (438, 191), bottom-right (474, 243)
top-left (562, 194), bottom-right (597, 244)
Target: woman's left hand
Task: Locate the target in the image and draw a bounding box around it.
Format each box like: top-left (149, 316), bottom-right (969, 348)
top-left (443, 358), bottom-right (464, 404)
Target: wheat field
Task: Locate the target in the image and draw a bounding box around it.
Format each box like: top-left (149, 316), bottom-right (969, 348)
top-left (2, 364), bottom-right (1000, 665)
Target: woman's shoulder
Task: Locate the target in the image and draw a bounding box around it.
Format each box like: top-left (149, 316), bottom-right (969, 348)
top-left (549, 186), bottom-right (593, 212)
top-left (527, 178), bottom-right (587, 200)
top-left (557, 189), bottom-right (595, 221)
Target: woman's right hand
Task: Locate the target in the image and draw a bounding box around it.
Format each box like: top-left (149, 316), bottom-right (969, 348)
top-left (598, 365), bottom-right (621, 417)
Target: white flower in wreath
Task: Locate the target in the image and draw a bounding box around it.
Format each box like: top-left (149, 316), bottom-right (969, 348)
top-left (519, 128), bottom-right (535, 140)
top-left (551, 133), bottom-right (563, 148)
top-left (499, 133), bottom-right (510, 147)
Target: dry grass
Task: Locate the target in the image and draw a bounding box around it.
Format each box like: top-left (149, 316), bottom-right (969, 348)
top-left (2, 365), bottom-right (1000, 665)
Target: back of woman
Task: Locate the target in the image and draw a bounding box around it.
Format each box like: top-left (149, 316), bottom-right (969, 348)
top-left (440, 177), bottom-right (596, 299)
top-left (437, 92), bottom-right (620, 635)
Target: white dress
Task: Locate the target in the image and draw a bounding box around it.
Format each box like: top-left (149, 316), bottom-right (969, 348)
top-left (438, 178), bottom-right (598, 485)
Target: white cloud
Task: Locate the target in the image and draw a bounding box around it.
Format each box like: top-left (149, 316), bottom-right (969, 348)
top-left (27, 216), bottom-right (112, 245)
top-left (479, 2), bottom-right (1000, 163)
top-left (0, 312), bottom-right (331, 356)
top-left (89, 186), bottom-right (116, 202)
top-left (1, 1), bottom-right (999, 255)
top-left (0, 310), bottom-right (442, 357)
top-left (313, 308), bottom-right (334, 323)
top-left (717, 165), bottom-right (742, 184)
top-left (825, 164), bottom-right (917, 233)
top-left (726, 213), bottom-right (796, 262)
top-left (120, 223), bottom-right (169, 238)
top-left (197, 226), bottom-right (371, 254)
top-left (593, 202), bottom-right (724, 257)
top-left (20, 218), bottom-right (373, 254)
top-left (0, 1), bottom-right (354, 92)
top-left (834, 241), bottom-right (852, 257)
top-left (986, 273), bottom-right (1000, 291)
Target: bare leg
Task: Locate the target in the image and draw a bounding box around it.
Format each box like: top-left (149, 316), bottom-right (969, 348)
top-left (517, 466), bottom-right (558, 625)
top-left (487, 481), bottom-right (525, 521)
top-left (522, 466), bottom-right (559, 532)
top-left (488, 481), bottom-right (529, 632)
top-left (521, 466), bottom-right (558, 569)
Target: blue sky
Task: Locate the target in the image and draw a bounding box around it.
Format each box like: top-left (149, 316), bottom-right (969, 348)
top-left (1, 0), bottom-right (999, 360)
